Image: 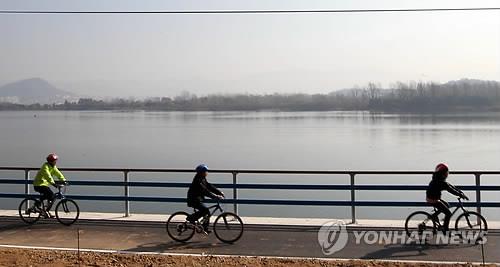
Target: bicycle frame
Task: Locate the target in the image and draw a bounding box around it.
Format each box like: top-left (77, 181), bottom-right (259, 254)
top-left (190, 201), bottom-right (225, 224)
top-left (54, 185), bottom-right (67, 200)
top-left (431, 198), bottom-right (467, 226)
top-left (206, 202), bottom-right (224, 217)
top-left (34, 185), bottom-right (68, 212)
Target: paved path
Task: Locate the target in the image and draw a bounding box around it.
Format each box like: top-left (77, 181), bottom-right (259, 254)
top-left (0, 215), bottom-right (498, 264)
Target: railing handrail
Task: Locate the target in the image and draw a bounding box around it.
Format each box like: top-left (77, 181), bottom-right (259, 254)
top-left (1, 167), bottom-right (499, 223)
top-left (1, 179), bottom-right (500, 191)
top-left (1, 166), bottom-right (500, 175)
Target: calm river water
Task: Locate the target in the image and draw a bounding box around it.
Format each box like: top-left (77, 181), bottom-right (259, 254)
top-left (0, 111), bottom-right (498, 220)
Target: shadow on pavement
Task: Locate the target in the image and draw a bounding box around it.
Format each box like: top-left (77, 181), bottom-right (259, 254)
top-left (0, 223), bottom-right (32, 232)
top-left (0, 216), bottom-right (42, 232)
top-left (124, 240), bottom-right (232, 253)
top-left (360, 242), bottom-right (479, 260)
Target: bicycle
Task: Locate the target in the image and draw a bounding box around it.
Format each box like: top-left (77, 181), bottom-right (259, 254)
top-left (405, 197), bottom-right (487, 243)
top-left (166, 200), bottom-right (244, 243)
top-left (18, 181), bottom-right (80, 226)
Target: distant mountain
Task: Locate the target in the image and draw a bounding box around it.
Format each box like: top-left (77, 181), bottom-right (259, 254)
top-left (0, 78), bottom-right (77, 104)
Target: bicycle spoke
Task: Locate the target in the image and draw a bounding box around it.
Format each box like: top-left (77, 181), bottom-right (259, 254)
top-left (55, 199), bottom-right (80, 226)
top-left (213, 212), bottom-right (243, 243)
top-left (63, 202), bottom-right (69, 213)
top-left (455, 212), bottom-right (488, 244)
top-left (405, 211), bottom-right (436, 244)
top-left (18, 198), bottom-right (42, 224)
top-left (166, 212), bottom-right (195, 242)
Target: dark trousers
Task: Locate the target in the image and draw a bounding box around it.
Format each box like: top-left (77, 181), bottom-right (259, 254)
top-left (187, 201), bottom-right (210, 228)
top-left (431, 199), bottom-right (452, 232)
top-left (34, 186), bottom-right (55, 211)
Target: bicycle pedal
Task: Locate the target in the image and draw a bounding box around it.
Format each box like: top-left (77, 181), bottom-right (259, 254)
top-left (41, 211), bottom-right (54, 219)
top-left (201, 229), bottom-right (211, 235)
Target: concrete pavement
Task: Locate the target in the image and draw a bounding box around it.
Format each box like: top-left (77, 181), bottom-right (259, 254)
top-left (0, 212), bottom-right (498, 263)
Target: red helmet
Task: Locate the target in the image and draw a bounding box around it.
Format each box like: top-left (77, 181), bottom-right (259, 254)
top-left (435, 163), bottom-right (449, 173)
top-left (46, 153), bottom-right (59, 162)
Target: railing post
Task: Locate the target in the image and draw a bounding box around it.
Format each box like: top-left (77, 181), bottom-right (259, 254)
top-left (475, 173), bottom-right (482, 215)
top-left (232, 172), bottom-right (238, 214)
top-left (124, 170), bottom-right (130, 217)
top-left (24, 170), bottom-right (30, 209)
top-left (350, 173), bottom-right (356, 224)
top-left (24, 169), bottom-right (30, 197)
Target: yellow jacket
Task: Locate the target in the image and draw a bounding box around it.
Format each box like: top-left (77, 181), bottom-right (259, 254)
top-left (33, 162), bottom-right (66, 187)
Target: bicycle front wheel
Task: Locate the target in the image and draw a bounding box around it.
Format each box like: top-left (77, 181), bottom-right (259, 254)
top-left (18, 197), bottom-right (42, 224)
top-left (213, 212), bottom-right (244, 243)
top-left (405, 211), bottom-right (436, 243)
top-left (455, 211), bottom-right (488, 244)
top-left (55, 199), bottom-right (80, 226)
top-left (166, 211), bottom-right (195, 242)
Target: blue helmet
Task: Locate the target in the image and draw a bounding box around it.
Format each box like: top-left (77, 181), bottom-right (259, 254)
top-left (195, 164), bottom-right (208, 173)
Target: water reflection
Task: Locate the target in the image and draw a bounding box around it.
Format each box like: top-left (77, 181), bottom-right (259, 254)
top-left (0, 111), bottom-right (499, 218)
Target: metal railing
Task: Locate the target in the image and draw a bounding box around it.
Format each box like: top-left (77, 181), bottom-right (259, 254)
top-left (1, 167), bottom-right (500, 223)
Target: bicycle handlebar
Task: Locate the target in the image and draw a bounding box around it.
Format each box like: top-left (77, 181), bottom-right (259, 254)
top-left (54, 181), bottom-right (68, 186)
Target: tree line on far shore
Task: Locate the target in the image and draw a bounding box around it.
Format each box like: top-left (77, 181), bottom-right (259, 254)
top-left (1, 79), bottom-right (500, 112)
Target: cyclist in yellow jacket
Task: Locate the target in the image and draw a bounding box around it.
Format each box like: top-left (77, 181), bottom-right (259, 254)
top-left (33, 153), bottom-right (67, 216)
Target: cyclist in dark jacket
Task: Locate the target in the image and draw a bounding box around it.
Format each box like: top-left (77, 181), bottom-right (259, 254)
top-left (426, 163), bottom-right (468, 233)
top-left (186, 164), bottom-right (224, 233)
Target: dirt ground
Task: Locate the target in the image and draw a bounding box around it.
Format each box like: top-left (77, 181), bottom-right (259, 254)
top-left (0, 248), bottom-right (494, 267)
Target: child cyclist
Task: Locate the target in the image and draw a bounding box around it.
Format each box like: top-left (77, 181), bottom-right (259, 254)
top-left (33, 153), bottom-right (67, 217)
top-left (426, 163), bottom-right (468, 233)
top-left (186, 164), bottom-right (224, 233)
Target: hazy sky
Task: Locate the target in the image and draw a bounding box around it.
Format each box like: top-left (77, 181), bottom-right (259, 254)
top-left (1, 0), bottom-right (499, 97)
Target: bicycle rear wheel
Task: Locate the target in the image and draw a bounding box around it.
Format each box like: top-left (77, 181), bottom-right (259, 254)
top-left (55, 199), bottom-right (80, 226)
top-left (18, 197), bottom-right (42, 224)
top-left (213, 212), bottom-right (244, 243)
top-left (455, 211), bottom-right (488, 244)
top-left (166, 211), bottom-right (195, 242)
top-left (405, 211), bottom-right (436, 243)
